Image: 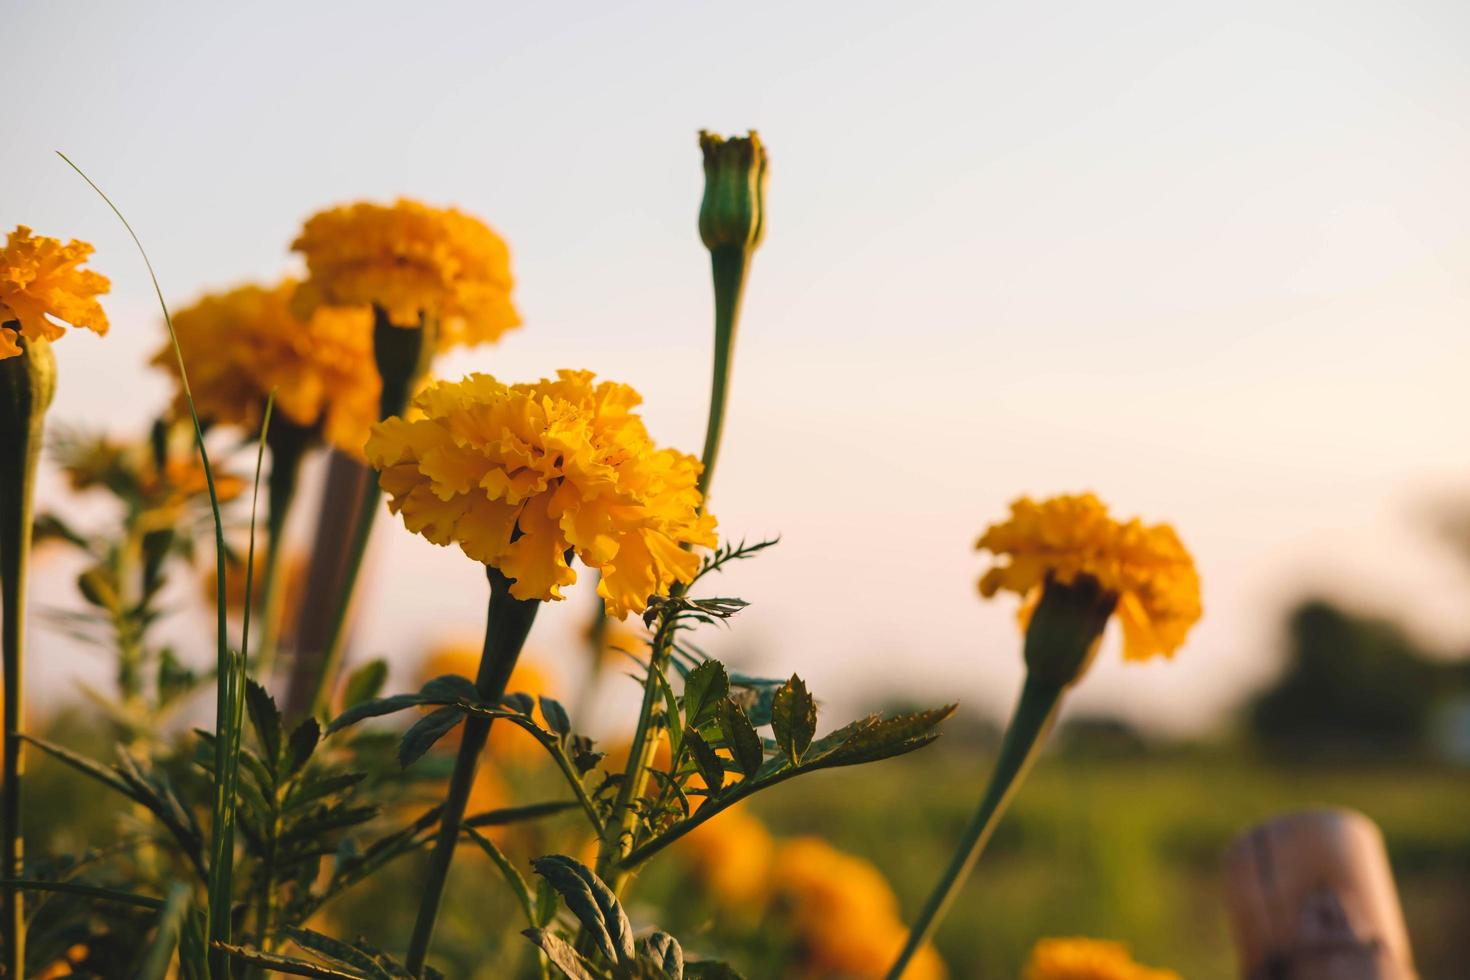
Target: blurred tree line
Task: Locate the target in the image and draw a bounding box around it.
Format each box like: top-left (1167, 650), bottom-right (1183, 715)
top-left (1248, 598), bottom-right (1470, 756)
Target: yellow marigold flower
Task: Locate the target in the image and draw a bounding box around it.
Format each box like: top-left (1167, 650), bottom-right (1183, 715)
top-left (772, 837), bottom-right (947, 980)
top-left (977, 493), bottom-right (1201, 662)
top-left (1023, 938), bottom-right (1180, 980)
top-left (366, 370), bottom-right (716, 615)
top-left (290, 199), bottom-right (520, 350)
top-left (155, 281), bottom-right (379, 456)
top-left (0, 226), bottom-right (109, 359)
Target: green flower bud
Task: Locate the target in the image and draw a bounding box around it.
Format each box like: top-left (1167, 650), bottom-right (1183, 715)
top-left (698, 130), bottom-right (768, 253)
top-left (1022, 573), bottom-right (1118, 689)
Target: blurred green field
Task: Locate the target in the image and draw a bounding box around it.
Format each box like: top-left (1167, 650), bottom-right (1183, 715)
top-left (738, 743), bottom-right (1470, 978)
top-left (24, 716), bottom-right (1470, 978)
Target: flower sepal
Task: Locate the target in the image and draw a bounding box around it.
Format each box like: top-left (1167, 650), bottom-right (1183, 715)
top-left (1022, 573), bottom-right (1117, 689)
top-left (0, 333), bottom-right (57, 444)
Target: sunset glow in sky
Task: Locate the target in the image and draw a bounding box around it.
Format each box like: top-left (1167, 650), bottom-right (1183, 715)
top-left (8, 1), bottom-right (1470, 732)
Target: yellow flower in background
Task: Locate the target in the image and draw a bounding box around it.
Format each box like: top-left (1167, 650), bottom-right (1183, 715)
top-left (417, 642), bottom-right (557, 765)
top-left (772, 837), bottom-right (946, 980)
top-left (676, 804), bottom-right (774, 909)
top-left (366, 370), bottom-right (716, 615)
top-left (155, 281), bottom-right (379, 456)
top-left (0, 226), bottom-right (109, 359)
top-left (290, 198), bottom-right (520, 350)
top-left (977, 493), bottom-right (1201, 661)
top-left (1023, 938), bottom-right (1180, 980)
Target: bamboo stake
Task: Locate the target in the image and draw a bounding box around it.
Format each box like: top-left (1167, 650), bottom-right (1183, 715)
top-left (1222, 808), bottom-right (1416, 980)
top-left (281, 450), bottom-right (373, 722)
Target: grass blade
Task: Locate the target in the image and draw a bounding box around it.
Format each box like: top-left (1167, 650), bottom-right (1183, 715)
top-left (56, 151), bottom-right (240, 976)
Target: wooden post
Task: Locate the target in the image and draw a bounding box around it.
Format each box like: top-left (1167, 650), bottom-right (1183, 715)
top-left (281, 450), bottom-right (374, 721)
top-left (1222, 808), bottom-right (1417, 980)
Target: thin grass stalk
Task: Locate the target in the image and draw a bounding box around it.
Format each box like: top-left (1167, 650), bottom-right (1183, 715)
top-left (404, 567), bottom-right (539, 976)
top-left (58, 152), bottom-right (238, 978)
top-left (884, 676), bottom-right (1064, 979)
top-left (0, 334), bottom-right (53, 977)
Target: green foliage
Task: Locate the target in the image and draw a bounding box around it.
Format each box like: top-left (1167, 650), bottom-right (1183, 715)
top-left (1249, 599), bottom-right (1467, 752)
top-left (525, 856), bottom-right (744, 980)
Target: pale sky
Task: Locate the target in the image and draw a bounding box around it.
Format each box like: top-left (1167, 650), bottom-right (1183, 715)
top-left (7, 1), bottom-right (1470, 733)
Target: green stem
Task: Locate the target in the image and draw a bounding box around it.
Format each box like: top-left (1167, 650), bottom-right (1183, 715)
top-left (0, 335), bottom-right (53, 979)
top-left (587, 245), bottom-right (752, 917)
top-left (253, 420), bottom-right (309, 683)
top-left (697, 247), bottom-right (749, 499)
top-left (404, 567), bottom-right (539, 977)
top-left (885, 674), bottom-right (1064, 979)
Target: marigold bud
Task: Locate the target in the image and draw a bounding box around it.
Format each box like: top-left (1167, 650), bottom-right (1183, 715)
top-left (1022, 573), bottom-right (1118, 688)
top-left (698, 131), bottom-right (768, 252)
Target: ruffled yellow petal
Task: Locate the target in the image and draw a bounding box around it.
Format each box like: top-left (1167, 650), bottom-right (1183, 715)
top-left (290, 199), bottom-right (520, 351)
top-left (151, 280), bottom-right (378, 456)
top-left (366, 370), bottom-right (712, 613)
top-left (0, 225), bottom-right (110, 359)
top-left (977, 493), bottom-right (1201, 662)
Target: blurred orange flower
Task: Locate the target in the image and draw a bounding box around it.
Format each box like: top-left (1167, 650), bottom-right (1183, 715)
top-left (1023, 937), bottom-right (1180, 980)
top-left (769, 837), bottom-right (946, 980)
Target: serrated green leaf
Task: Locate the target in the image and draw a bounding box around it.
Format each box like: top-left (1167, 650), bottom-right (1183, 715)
top-left (640, 931), bottom-right (684, 979)
top-left (420, 674), bottom-right (479, 701)
top-left (685, 731), bottom-right (725, 796)
top-left (326, 693), bottom-right (440, 734)
top-left (284, 926), bottom-right (392, 978)
top-left (397, 706), bottom-right (466, 768)
top-left (681, 660), bottom-right (729, 730)
top-left (718, 699), bottom-right (762, 779)
top-left (284, 717), bottom-right (321, 777)
top-left (501, 692), bottom-right (535, 715)
top-left (770, 675), bottom-right (816, 766)
top-left (464, 799), bottom-right (580, 827)
top-left (810, 704), bottom-right (956, 769)
top-left (530, 854), bottom-right (634, 964)
top-left (539, 696), bottom-right (571, 737)
top-left (212, 942), bottom-right (366, 978)
top-left (245, 679), bottom-right (283, 770)
top-left (522, 929), bottom-right (599, 980)
top-left (341, 659), bottom-right (389, 709)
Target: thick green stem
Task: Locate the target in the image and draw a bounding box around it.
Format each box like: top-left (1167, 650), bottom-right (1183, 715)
top-left (0, 335), bottom-right (54, 979)
top-left (253, 420), bottom-right (309, 683)
top-left (885, 675), bottom-right (1065, 979)
top-left (404, 567), bottom-right (539, 977)
top-left (297, 309), bottom-right (433, 720)
top-left (697, 247), bottom-right (748, 499)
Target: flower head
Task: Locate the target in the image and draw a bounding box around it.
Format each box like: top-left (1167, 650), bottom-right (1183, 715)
top-left (772, 837), bottom-right (946, 980)
top-left (366, 370), bottom-right (716, 615)
top-left (290, 199), bottom-right (520, 350)
top-left (698, 131), bottom-right (768, 252)
top-left (154, 280), bottom-right (379, 456)
top-left (1024, 938), bottom-right (1180, 980)
top-left (977, 493), bottom-right (1201, 664)
top-left (0, 226), bottom-right (109, 359)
